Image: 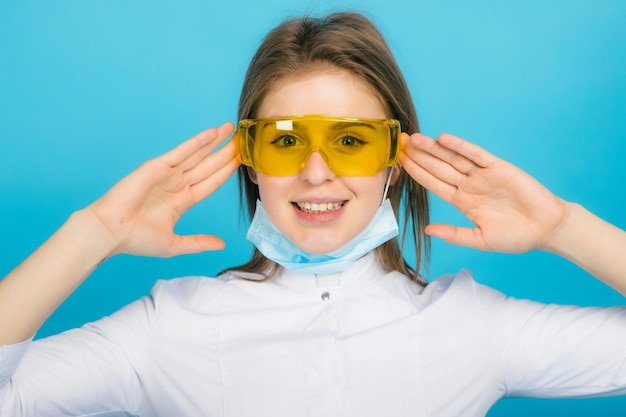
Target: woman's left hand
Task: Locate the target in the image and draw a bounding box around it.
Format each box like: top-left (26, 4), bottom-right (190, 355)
top-left (400, 132), bottom-right (569, 253)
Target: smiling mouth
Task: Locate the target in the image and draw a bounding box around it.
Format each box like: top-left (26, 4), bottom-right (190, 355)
top-left (295, 201), bottom-right (345, 213)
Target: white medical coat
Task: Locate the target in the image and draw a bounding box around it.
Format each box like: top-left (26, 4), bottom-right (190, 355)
top-left (1, 253), bottom-right (626, 416)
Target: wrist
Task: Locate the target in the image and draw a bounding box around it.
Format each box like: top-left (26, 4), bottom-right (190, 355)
top-left (69, 207), bottom-right (123, 261)
top-left (541, 201), bottom-right (581, 256)
top-left (540, 201), bottom-right (626, 294)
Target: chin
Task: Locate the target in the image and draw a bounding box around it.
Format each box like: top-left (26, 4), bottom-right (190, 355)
top-left (293, 235), bottom-right (347, 255)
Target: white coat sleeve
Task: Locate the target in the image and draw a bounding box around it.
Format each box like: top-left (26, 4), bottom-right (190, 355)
top-left (0, 295), bottom-right (153, 416)
top-left (474, 277), bottom-right (626, 399)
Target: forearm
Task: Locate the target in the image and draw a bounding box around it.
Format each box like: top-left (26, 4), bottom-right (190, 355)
top-left (545, 202), bottom-right (626, 296)
top-left (0, 209), bottom-right (118, 344)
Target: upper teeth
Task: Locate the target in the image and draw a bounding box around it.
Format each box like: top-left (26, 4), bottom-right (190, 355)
top-left (297, 202), bottom-right (343, 213)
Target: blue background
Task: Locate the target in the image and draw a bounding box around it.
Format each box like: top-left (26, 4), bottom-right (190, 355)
top-left (1, 0), bottom-right (625, 415)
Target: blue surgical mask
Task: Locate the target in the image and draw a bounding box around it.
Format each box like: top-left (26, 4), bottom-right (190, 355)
top-left (246, 199), bottom-right (399, 275)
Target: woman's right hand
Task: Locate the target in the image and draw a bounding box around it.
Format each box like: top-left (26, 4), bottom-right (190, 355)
top-left (0, 122), bottom-right (240, 344)
top-left (87, 121), bottom-right (240, 258)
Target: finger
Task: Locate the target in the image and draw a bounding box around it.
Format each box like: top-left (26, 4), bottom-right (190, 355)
top-left (163, 122), bottom-right (235, 171)
top-left (168, 233), bottom-right (226, 256)
top-left (425, 223), bottom-right (486, 251)
top-left (177, 122), bottom-right (236, 173)
top-left (188, 148), bottom-right (241, 202)
top-left (399, 149), bottom-right (458, 202)
top-left (400, 133), bottom-right (465, 200)
top-left (402, 138), bottom-right (467, 188)
top-left (162, 128), bottom-right (218, 166)
top-left (437, 133), bottom-right (496, 169)
top-left (185, 139), bottom-right (240, 191)
top-left (405, 132), bottom-right (481, 177)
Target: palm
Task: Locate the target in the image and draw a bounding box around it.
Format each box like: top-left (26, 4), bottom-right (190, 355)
top-left (400, 132), bottom-right (567, 253)
top-left (87, 122), bottom-right (240, 257)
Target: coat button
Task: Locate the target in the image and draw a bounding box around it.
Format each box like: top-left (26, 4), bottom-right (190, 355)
top-left (321, 291), bottom-right (330, 301)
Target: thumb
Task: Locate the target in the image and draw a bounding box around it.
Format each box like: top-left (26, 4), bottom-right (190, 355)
top-left (425, 224), bottom-right (485, 250)
top-left (168, 234), bottom-right (226, 257)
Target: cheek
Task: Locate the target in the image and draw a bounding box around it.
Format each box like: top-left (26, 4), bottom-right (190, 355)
top-left (256, 176), bottom-right (292, 210)
top-left (346, 174), bottom-right (388, 201)
top-left (255, 177), bottom-right (296, 233)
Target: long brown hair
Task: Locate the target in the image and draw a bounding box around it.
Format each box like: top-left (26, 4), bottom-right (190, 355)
top-left (230, 12), bottom-right (430, 285)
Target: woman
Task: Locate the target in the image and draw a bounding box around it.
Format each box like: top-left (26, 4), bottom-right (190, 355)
top-left (1, 12), bottom-right (625, 417)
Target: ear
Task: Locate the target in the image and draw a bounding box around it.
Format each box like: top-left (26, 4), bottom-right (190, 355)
top-left (247, 166), bottom-right (259, 184)
top-left (389, 164), bottom-right (401, 185)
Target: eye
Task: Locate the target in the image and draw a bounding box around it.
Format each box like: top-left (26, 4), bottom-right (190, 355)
top-left (337, 135), bottom-right (366, 147)
top-left (271, 135), bottom-right (301, 148)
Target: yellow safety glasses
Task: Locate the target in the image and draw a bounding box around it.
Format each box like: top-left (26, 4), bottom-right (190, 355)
top-left (237, 115), bottom-right (400, 176)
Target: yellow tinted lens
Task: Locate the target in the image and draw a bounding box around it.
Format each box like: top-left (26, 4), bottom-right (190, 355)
top-left (238, 115), bottom-right (399, 176)
top-left (254, 119), bottom-right (310, 175)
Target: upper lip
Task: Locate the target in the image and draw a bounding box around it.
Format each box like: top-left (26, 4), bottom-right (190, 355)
top-left (292, 196), bottom-right (347, 204)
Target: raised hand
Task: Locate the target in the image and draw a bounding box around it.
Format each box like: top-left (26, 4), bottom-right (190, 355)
top-left (87, 122), bottom-right (240, 258)
top-left (0, 122), bottom-right (241, 343)
top-left (400, 132), bottom-right (568, 254)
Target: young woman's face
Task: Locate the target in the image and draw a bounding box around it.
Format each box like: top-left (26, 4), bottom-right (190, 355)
top-left (250, 68), bottom-right (393, 254)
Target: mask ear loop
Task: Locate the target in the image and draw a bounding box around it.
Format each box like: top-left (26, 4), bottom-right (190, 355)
top-left (381, 166), bottom-right (394, 205)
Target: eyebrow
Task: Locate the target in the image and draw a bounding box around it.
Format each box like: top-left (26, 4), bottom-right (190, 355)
top-left (330, 122), bottom-right (378, 131)
top-left (260, 120), bottom-right (379, 132)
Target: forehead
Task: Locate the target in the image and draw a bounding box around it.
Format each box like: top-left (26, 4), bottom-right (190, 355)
top-left (256, 69), bottom-right (387, 120)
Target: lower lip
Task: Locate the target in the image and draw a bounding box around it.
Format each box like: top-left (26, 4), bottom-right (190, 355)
top-left (292, 202), bottom-right (346, 224)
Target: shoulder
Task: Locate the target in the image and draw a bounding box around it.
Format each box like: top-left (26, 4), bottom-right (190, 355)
top-left (147, 271), bottom-right (262, 312)
top-left (146, 274), bottom-right (229, 314)
top-left (418, 270), bottom-right (507, 312)
top-left (151, 275), bottom-right (223, 295)
top-left (420, 270), bottom-right (626, 345)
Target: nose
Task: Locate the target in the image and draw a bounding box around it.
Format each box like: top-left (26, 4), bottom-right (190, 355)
top-left (299, 151), bottom-right (336, 184)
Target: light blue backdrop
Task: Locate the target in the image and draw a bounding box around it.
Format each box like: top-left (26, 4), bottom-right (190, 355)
top-left (1, 0), bottom-right (625, 415)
